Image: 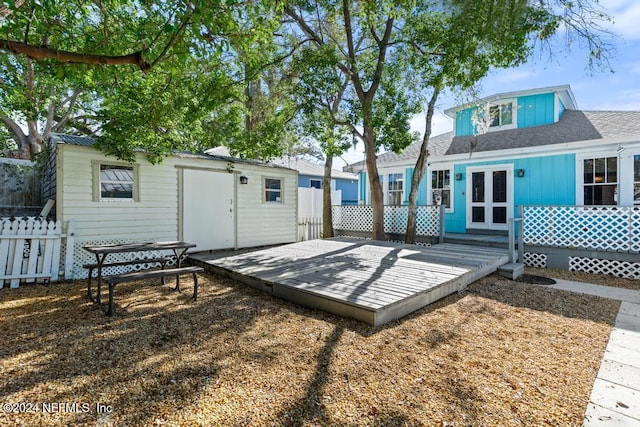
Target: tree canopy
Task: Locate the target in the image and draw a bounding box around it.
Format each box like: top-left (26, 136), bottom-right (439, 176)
top-left (0, 1), bottom-right (614, 244)
top-left (0, 0), bottom-right (285, 160)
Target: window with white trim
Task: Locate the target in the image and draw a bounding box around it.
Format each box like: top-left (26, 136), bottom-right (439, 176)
top-left (264, 178), bottom-right (283, 203)
top-left (431, 169), bottom-right (451, 209)
top-left (583, 156), bottom-right (617, 205)
top-left (309, 179), bottom-right (321, 189)
top-left (94, 162), bottom-right (138, 202)
top-left (489, 102), bottom-right (513, 128)
top-left (388, 173), bottom-right (403, 205)
top-left (634, 154), bottom-right (640, 205)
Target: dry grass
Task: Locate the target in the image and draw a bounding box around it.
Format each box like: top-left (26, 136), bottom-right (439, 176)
top-left (0, 269), bottom-right (620, 426)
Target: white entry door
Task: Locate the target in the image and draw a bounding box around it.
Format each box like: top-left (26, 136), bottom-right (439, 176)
top-left (182, 169), bottom-right (235, 251)
top-left (466, 165), bottom-right (513, 231)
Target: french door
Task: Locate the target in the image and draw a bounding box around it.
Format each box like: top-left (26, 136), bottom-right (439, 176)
top-left (466, 165), bottom-right (513, 231)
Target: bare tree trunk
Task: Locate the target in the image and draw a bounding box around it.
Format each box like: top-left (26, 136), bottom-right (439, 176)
top-left (405, 87), bottom-right (440, 244)
top-left (364, 123), bottom-right (385, 240)
top-left (322, 156), bottom-right (334, 238)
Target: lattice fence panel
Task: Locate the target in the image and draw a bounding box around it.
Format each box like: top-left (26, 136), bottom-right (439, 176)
top-left (523, 252), bottom-right (547, 268)
top-left (332, 205), bottom-right (441, 237)
top-left (416, 206), bottom-right (440, 237)
top-left (569, 257), bottom-right (640, 279)
top-left (332, 205), bottom-right (373, 232)
top-left (631, 207), bottom-right (640, 253)
top-left (523, 206), bottom-right (633, 252)
top-left (384, 206), bottom-right (408, 234)
top-left (72, 239), bottom-right (176, 280)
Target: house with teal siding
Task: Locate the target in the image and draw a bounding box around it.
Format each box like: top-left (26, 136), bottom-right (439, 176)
top-left (346, 84), bottom-right (640, 234)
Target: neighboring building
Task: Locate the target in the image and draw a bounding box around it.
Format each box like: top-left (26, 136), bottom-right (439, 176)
top-left (270, 157), bottom-right (358, 205)
top-left (44, 134), bottom-right (298, 278)
top-left (206, 147), bottom-right (359, 205)
top-left (347, 84), bottom-right (640, 234)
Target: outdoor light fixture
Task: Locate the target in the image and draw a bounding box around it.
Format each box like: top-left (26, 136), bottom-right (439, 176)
top-left (517, 169), bottom-right (525, 177)
top-left (239, 175), bottom-right (248, 184)
top-left (455, 173), bottom-right (463, 181)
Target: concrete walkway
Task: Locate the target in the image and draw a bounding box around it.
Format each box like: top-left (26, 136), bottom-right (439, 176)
top-left (542, 279), bottom-right (640, 426)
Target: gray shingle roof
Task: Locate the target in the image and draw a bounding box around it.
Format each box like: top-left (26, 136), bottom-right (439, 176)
top-left (50, 133), bottom-right (96, 146)
top-left (445, 110), bottom-right (640, 155)
top-left (270, 157), bottom-right (357, 180)
top-left (49, 133), bottom-right (288, 169)
top-left (346, 110), bottom-right (640, 169)
top-left (345, 131), bottom-right (454, 171)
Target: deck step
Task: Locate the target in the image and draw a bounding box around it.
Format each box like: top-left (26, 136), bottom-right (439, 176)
top-left (498, 262), bottom-right (524, 280)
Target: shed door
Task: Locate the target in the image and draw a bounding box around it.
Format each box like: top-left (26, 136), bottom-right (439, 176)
top-left (182, 169), bottom-right (235, 251)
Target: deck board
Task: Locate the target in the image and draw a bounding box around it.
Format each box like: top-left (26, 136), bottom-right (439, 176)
top-left (192, 237), bottom-right (509, 326)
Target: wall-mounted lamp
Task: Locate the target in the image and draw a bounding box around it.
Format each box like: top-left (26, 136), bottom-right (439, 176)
top-left (455, 173), bottom-right (463, 181)
top-left (516, 169), bottom-right (525, 178)
top-left (239, 175), bottom-right (248, 185)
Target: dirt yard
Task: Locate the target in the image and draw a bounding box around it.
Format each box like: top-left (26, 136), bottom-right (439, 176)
top-left (0, 268), bottom-right (624, 426)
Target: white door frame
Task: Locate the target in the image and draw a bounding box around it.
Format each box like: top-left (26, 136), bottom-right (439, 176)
top-left (465, 164), bottom-right (514, 231)
top-left (180, 167), bottom-right (237, 251)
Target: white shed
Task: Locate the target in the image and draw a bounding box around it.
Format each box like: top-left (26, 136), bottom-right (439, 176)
top-left (44, 134), bottom-right (298, 279)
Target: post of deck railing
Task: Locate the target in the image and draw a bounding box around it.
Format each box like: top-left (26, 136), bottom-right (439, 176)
top-left (439, 204), bottom-right (445, 243)
top-left (508, 215), bottom-right (523, 264)
top-left (518, 206), bottom-right (524, 263)
top-left (508, 218), bottom-right (515, 263)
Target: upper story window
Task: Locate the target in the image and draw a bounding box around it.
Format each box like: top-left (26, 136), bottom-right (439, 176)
top-left (489, 102), bottom-right (513, 128)
top-left (93, 162), bottom-right (139, 202)
top-left (583, 157), bottom-right (617, 205)
top-left (431, 169), bottom-right (451, 209)
top-left (264, 178), bottom-right (283, 203)
top-left (388, 173), bottom-right (403, 205)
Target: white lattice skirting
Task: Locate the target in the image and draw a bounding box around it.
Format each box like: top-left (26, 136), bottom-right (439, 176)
top-left (523, 252), bottom-right (548, 268)
top-left (72, 239), bottom-right (177, 280)
top-left (569, 257), bottom-right (640, 279)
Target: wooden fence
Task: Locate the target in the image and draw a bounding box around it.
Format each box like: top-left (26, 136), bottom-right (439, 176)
top-left (298, 217), bottom-right (322, 241)
top-left (0, 218), bottom-right (75, 288)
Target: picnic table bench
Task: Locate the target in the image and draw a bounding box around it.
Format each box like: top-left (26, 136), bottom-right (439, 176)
top-left (103, 266), bottom-right (203, 317)
top-left (82, 241), bottom-right (201, 317)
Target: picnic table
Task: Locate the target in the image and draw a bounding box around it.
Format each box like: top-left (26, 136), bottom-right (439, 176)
top-left (83, 241), bottom-right (201, 316)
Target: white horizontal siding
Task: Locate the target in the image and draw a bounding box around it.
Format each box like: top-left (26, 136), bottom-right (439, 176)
top-left (57, 144), bottom-right (297, 251)
top-left (235, 166), bottom-right (297, 248)
top-left (58, 144), bottom-right (179, 243)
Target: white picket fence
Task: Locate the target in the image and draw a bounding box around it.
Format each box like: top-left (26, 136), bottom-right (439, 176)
top-left (0, 218), bottom-right (75, 288)
top-left (298, 217), bottom-right (323, 241)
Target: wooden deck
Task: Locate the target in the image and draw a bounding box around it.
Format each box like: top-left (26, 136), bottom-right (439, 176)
top-left (191, 237), bottom-right (510, 326)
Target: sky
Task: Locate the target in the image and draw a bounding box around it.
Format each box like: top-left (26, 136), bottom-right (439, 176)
top-left (336, 0), bottom-right (640, 168)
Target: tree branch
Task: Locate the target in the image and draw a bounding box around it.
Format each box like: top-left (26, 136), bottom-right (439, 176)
top-left (0, 40), bottom-right (151, 72)
top-left (367, 16), bottom-right (394, 97)
top-left (341, 0), bottom-right (364, 98)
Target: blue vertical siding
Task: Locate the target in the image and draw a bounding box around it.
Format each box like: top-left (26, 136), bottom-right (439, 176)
top-left (404, 167), bottom-right (413, 204)
top-left (418, 173), bottom-right (428, 205)
top-left (402, 167), bottom-right (429, 205)
top-left (445, 154), bottom-right (576, 233)
top-left (455, 107), bottom-right (476, 136)
top-left (517, 93), bottom-right (555, 128)
top-left (359, 171), bottom-right (367, 203)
